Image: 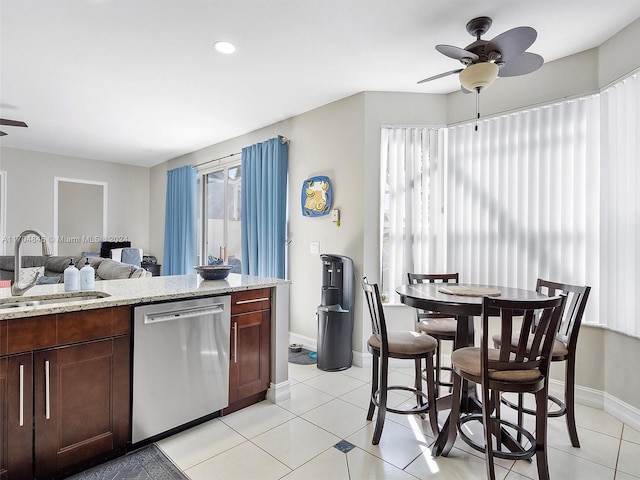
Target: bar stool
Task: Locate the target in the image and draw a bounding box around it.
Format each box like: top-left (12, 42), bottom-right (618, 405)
top-left (362, 277), bottom-right (439, 444)
top-left (407, 273), bottom-right (459, 395)
top-left (492, 279), bottom-right (591, 447)
top-left (442, 295), bottom-right (566, 480)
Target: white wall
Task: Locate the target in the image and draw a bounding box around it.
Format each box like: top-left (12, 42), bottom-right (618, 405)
top-left (0, 147), bottom-right (150, 256)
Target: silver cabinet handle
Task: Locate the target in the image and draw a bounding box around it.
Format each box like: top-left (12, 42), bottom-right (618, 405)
top-left (45, 360), bottom-right (50, 420)
top-left (235, 297), bottom-right (269, 305)
top-left (233, 321), bottom-right (238, 363)
top-left (19, 364), bottom-right (24, 427)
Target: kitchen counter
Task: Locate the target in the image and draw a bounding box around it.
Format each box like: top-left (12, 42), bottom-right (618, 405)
top-left (0, 272), bottom-right (292, 405)
top-left (0, 272), bottom-right (289, 319)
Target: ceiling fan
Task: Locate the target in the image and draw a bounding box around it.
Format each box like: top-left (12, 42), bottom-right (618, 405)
top-left (0, 118), bottom-right (28, 137)
top-left (418, 16), bottom-right (544, 92)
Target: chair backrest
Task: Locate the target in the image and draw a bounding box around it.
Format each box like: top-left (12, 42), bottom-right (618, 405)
top-left (407, 273), bottom-right (459, 320)
top-left (536, 279), bottom-right (590, 349)
top-left (362, 277), bottom-right (388, 352)
top-left (482, 295), bottom-right (567, 380)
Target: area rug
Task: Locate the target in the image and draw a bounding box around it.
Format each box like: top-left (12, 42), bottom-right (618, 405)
top-left (289, 348), bottom-right (317, 365)
top-left (66, 444), bottom-right (187, 480)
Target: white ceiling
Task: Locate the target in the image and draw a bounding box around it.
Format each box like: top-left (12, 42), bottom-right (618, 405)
top-left (2, 0), bottom-right (640, 168)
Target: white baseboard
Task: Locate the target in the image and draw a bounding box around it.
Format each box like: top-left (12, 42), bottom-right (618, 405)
top-left (288, 333), bottom-right (317, 353)
top-left (267, 380), bottom-right (291, 404)
top-left (604, 392), bottom-right (640, 432)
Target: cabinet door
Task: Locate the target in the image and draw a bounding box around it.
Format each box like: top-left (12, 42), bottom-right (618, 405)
top-left (0, 354), bottom-right (33, 480)
top-left (33, 336), bottom-right (130, 478)
top-left (229, 310), bottom-right (270, 404)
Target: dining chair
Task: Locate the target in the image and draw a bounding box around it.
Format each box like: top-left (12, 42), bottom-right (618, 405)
top-left (492, 279), bottom-right (591, 447)
top-left (441, 294), bottom-right (566, 480)
top-left (407, 273), bottom-right (459, 395)
top-left (362, 277), bottom-right (439, 444)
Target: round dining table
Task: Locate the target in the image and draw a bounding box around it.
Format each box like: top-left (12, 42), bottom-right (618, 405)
top-left (395, 282), bottom-right (551, 456)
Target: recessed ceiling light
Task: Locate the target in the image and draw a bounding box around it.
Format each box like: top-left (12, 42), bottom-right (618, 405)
top-left (214, 41), bottom-right (236, 54)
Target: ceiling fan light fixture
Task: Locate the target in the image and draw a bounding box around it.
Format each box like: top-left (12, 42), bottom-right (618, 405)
top-left (459, 62), bottom-right (499, 91)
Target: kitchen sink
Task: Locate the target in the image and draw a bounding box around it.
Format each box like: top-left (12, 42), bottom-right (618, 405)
top-left (0, 291), bottom-right (111, 309)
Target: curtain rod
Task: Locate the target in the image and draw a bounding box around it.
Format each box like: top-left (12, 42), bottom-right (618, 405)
top-left (196, 136), bottom-right (290, 168)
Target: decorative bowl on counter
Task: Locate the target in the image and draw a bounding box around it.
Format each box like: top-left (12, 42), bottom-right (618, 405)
top-left (194, 265), bottom-right (233, 280)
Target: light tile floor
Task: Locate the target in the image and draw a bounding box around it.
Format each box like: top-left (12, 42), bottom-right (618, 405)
top-left (156, 363), bottom-right (640, 479)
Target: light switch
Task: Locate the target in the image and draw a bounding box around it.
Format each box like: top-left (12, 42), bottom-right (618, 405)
top-left (310, 241), bottom-right (320, 254)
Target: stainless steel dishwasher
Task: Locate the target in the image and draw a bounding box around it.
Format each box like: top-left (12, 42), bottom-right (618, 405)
top-left (132, 295), bottom-right (231, 443)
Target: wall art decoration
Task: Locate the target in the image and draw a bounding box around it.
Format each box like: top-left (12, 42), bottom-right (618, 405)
top-left (301, 176), bottom-right (332, 217)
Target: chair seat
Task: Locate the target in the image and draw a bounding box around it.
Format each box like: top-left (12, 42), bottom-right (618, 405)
top-left (368, 331), bottom-right (437, 356)
top-left (417, 317), bottom-right (457, 337)
top-left (491, 332), bottom-right (569, 359)
top-left (451, 347), bottom-right (542, 383)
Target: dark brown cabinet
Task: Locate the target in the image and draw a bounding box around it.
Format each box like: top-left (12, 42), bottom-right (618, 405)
top-left (224, 289), bottom-right (271, 414)
top-left (0, 307), bottom-right (131, 479)
top-left (1, 353), bottom-right (33, 480)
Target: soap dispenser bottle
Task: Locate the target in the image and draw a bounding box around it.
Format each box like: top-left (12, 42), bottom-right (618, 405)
top-left (80, 258), bottom-right (95, 291)
top-left (64, 259), bottom-right (79, 292)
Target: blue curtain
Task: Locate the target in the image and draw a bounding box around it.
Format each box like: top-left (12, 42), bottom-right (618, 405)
top-left (163, 165), bottom-right (197, 275)
top-left (241, 136), bottom-right (288, 278)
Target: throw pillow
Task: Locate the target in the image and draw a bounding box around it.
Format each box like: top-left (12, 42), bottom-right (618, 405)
top-left (19, 266), bottom-right (44, 284)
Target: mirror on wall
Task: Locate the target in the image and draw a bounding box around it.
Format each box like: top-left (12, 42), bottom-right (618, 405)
top-left (54, 177), bottom-right (107, 256)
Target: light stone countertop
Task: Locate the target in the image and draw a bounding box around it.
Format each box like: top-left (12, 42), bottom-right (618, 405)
top-left (0, 273), bottom-right (290, 320)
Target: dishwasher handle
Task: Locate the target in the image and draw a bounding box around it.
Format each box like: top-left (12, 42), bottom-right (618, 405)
top-left (144, 305), bottom-right (224, 324)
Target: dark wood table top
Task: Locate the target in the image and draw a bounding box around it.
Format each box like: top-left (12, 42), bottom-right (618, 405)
top-left (396, 283), bottom-right (549, 316)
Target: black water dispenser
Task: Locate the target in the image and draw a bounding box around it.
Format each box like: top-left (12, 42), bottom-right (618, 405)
top-left (316, 254), bottom-right (355, 371)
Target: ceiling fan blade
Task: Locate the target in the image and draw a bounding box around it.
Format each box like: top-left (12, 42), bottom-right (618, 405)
top-left (0, 131), bottom-right (7, 136)
top-left (498, 52), bottom-right (544, 77)
top-left (435, 44), bottom-right (479, 62)
top-left (417, 68), bottom-right (463, 84)
top-left (486, 26), bottom-right (537, 61)
top-left (0, 118), bottom-right (28, 127)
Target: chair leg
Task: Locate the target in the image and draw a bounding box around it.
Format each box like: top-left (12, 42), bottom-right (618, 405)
top-left (517, 392), bottom-right (524, 444)
top-left (424, 354), bottom-right (439, 436)
top-left (535, 388), bottom-right (551, 480)
top-left (441, 371), bottom-right (462, 456)
top-left (367, 353), bottom-right (378, 421)
top-left (565, 355), bottom-right (580, 448)
top-left (415, 358), bottom-right (424, 409)
top-left (482, 384), bottom-right (496, 480)
top-left (434, 339), bottom-right (441, 395)
top-left (372, 354), bottom-right (389, 445)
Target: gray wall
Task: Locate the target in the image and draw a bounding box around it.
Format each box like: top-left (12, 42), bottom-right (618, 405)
top-left (0, 147), bottom-right (150, 256)
top-left (2, 17), bottom-right (638, 414)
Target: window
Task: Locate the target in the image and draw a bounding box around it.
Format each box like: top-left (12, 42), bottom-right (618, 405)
top-left (381, 95), bottom-right (601, 328)
top-left (380, 127), bottom-right (444, 302)
top-left (197, 163), bottom-right (242, 268)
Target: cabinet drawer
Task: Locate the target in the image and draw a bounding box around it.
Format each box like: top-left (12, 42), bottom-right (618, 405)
top-left (57, 306), bottom-right (131, 344)
top-left (7, 315), bottom-right (57, 354)
top-left (231, 288), bottom-right (271, 315)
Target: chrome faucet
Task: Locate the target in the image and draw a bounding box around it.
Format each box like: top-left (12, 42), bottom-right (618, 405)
top-left (11, 229), bottom-right (53, 296)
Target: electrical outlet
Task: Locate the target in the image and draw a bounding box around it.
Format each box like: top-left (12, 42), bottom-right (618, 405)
top-left (310, 241), bottom-right (320, 254)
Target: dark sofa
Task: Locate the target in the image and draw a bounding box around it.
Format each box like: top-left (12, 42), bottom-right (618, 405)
top-left (0, 255), bottom-right (152, 283)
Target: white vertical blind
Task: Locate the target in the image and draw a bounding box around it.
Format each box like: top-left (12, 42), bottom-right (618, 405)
top-left (601, 74), bottom-right (640, 336)
top-left (380, 127), bottom-right (441, 302)
top-left (446, 96), bottom-right (600, 322)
